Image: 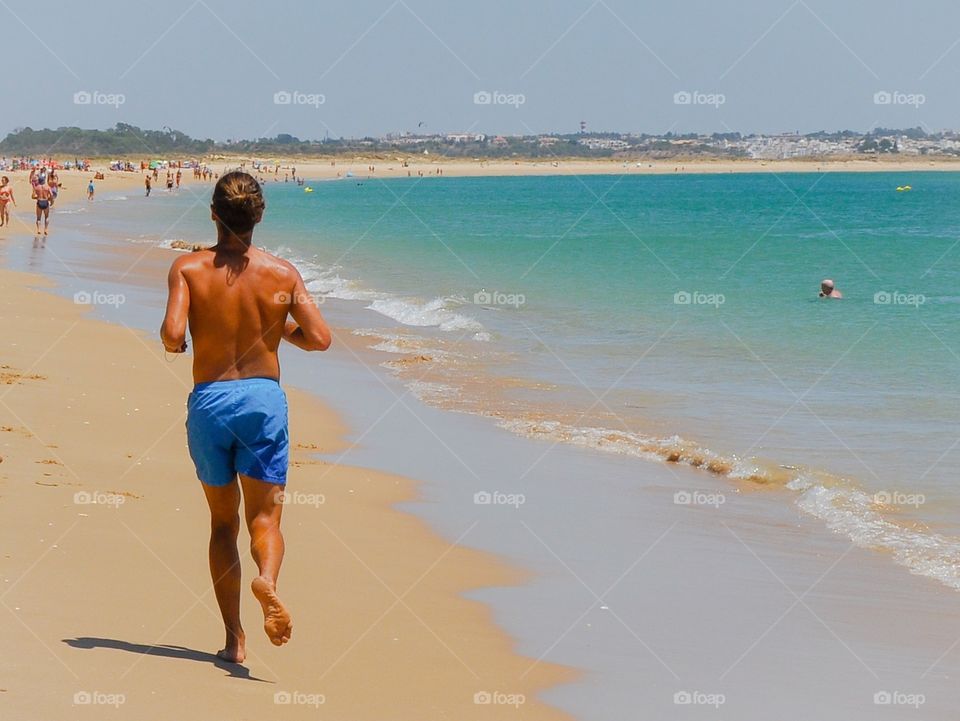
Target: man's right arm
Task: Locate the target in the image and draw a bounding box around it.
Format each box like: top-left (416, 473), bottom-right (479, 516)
top-left (160, 258), bottom-right (190, 353)
top-left (283, 269), bottom-right (331, 351)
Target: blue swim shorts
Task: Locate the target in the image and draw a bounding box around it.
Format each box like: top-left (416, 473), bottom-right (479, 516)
top-left (186, 377), bottom-right (289, 486)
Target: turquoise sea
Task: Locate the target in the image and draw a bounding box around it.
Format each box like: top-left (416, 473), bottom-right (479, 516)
top-left (105, 170), bottom-right (960, 589)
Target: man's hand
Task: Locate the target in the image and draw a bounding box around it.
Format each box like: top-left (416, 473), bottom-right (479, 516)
top-left (164, 340), bottom-right (188, 353)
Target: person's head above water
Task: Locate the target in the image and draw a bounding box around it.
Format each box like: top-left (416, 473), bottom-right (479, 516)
top-left (211, 171), bottom-right (265, 239)
top-left (819, 278), bottom-right (842, 298)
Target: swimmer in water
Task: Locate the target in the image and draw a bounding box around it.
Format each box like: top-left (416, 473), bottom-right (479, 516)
top-left (819, 279), bottom-right (842, 299)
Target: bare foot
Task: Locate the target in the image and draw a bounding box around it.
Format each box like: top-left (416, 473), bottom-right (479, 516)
top-left (216, 630), bottom-right (246, 663)
top-left (251, 576), bottom-right (292, 646)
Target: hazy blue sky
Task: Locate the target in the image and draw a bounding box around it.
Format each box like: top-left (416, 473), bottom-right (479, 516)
top-left (2, 0), bottom-right (958, 140)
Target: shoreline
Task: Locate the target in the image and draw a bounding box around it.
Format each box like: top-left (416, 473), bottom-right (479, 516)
top-left (0, 181), bottom-right (576, 718)
top-left (2, 157), bottom-right (959, 189)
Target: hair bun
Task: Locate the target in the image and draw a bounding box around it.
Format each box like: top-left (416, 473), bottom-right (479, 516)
top-left (211, 172), bottom-right (265, 234)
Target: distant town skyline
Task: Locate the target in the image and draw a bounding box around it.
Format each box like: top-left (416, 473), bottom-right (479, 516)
top-left (3, 0), bottom-right (959, 141)
top-left (3, 124), bottom-right (953, 163)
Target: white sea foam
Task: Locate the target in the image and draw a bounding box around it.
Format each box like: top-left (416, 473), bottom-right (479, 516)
top-left (246, 247), bottom-right (493, 340)
top-left (500, 417), bottom-right (960, 591)
top-left (350, 328), bottom-right (449, 358)
top-left (406, 380), bottom-right (459, 403)
top-left (367, 297), bottom-right (487, 338)
top-left (790, 480), bottom-right (960, 590)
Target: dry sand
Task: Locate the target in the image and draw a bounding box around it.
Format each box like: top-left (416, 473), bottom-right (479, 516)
top-left (0, 173), bottom-right (574, 719)
top-left (270, 156), bottom-right (960, 180)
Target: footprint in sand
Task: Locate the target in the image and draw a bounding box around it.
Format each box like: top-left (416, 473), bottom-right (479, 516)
top-left (1, 426), bottom-right (32, 437)
top-left (0, 366), bottom-right (46, 385)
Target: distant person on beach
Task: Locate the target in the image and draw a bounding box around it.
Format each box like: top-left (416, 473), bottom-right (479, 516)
top-left (819, 279), bottom-right (842, 299)
top-left (33, 182), bottom-right (53, 234)
top-left (160, 171), bottom-right (331, 663)
top-left (0, 176), bottom-right (16, 226)
top-left (145, 176), bottom-right (151, 197)
top-left (86, 179), bottom-right (94, 201)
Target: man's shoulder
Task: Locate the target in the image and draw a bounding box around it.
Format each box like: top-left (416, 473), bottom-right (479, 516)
top-left (256, 248), bottom-right (299, 278)
top-left (169, 248), bottom-right (212, 273)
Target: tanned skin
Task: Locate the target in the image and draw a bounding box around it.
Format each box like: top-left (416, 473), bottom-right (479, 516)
top-left (161, 206), bottom-right (331, 663)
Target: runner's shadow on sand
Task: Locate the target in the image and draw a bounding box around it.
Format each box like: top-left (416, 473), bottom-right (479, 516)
top-left (62, 637), bottom-right (271, 682)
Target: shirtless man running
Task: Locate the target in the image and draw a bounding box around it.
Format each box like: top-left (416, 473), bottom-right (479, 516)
top-left (160, 171), bottom-right (331, 663)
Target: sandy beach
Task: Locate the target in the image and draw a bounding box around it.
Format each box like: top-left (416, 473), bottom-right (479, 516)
top-left (0, 175), bottom-right (574, 718)
top-left (274, 156), bottom-right (960, 180)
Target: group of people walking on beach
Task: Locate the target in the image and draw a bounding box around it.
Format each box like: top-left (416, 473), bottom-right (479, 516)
top-left (27, 166), bottom-right (61, 235)
top-left (0, 168), bottom-right (59, 234)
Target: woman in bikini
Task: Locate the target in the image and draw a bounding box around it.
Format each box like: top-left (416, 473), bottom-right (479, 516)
top-left (0, 177), bottom-right (15, 227)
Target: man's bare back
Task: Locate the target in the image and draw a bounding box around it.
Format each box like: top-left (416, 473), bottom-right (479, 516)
top-left (162, 244), bottom-right (330, 382)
